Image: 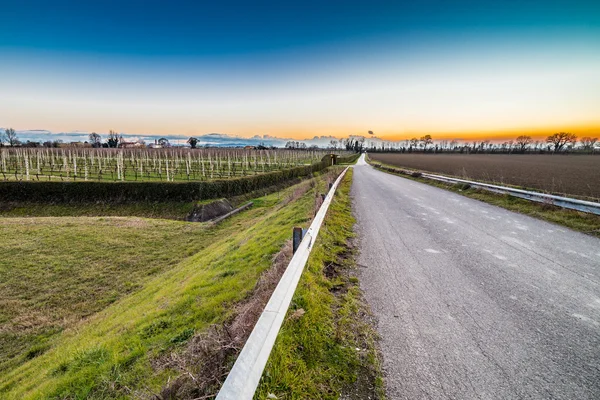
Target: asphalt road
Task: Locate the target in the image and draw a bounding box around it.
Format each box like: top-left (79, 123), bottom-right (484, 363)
top-left (352, 155), bottom-right (600, 400)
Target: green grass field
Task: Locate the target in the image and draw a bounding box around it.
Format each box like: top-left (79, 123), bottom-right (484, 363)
top-left (0, 169), bottom-right (341, 399)
top-left (0, 217), bottom-right (212, 375)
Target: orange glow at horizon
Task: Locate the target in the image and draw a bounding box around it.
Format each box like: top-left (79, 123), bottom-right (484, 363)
top-left (376, 124), bottom-right (600, 142)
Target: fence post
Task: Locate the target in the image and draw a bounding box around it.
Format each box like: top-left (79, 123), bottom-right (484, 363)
top-left (292, 227), bottom-right (303, 254)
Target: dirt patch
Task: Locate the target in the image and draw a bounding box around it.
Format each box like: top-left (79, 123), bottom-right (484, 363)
top-left (109, 217), bottom-right (152, 228)
top-left (152, 241), bottom-right (293, 399)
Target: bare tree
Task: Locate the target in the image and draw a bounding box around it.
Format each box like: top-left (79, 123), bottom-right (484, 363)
top-left (106, 130), bottom-right (121, 148)
top-left (89, 132), bottom-right (102, 148)
top-left (420, 134), bottom-right (433, 149)
top-left (158, 137), bottom-right (171, 148)
top-left (187, 137), bottom-right (198, 149)
top-left (5, 128), bottom-right (19, 147)
top-left (409, 137), bottom-right (419, 148)
top-left (329, 139), bottom-right (338, 150)
top-left (515, 135), bottom-right (533, 152)
top-left (546, 132), bottom-right (577, 152)
top-left (580, 137), bottom-right (598, 151)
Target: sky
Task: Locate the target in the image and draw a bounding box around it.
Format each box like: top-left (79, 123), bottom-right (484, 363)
top-left (1, 0), bottom-right (600, 142)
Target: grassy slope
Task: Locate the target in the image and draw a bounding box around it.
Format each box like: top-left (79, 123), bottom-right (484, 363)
top-left (256, 170), bottom-right (385, 399)
top-left (0, 217), bottom-right (213, 374)
top-left (0, 170), bottom-right (339, 399)
top-left (368, 157), bottom-right (600, 238)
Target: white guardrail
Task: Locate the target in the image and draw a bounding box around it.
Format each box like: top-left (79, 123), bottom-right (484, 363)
top-left (216, 166), bottom-right (350, 400)
top-left (374, 163), bottom-right (600, 215)
top-left (420, 172), bottom-right (600, 215)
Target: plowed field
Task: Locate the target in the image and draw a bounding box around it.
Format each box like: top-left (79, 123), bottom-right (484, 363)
top-left (369, 153), bottom-right (600, 200)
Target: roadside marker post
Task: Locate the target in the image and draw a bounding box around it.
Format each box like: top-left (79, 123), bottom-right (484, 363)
top-left (292, 227), bottom-right (303, 254)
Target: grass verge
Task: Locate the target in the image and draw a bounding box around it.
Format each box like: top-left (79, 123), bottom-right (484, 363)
top-left (368, 158), bottom-right (600, 238)
top-left (0, 169), bottom-right (341, 399)
top-left (255, 169), bottom-right (385, 400)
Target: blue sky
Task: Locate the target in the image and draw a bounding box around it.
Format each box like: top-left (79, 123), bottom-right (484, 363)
top-left (1, 0), bottom-right (599, 141)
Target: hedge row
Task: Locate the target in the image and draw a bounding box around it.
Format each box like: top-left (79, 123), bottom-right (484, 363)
top-left (337, 153), bottom-right (360, 164)
top-left (0, 161), bottom-right (330, 203)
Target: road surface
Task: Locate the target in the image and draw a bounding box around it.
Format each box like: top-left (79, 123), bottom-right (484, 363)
top-left (352, 155), bottom-right (600, 399)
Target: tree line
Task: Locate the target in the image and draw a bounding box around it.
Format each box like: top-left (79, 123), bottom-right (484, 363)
top-left (2, 128), bottom-right (598, 154)
top-left (366, 133), bottom-right (599, 154)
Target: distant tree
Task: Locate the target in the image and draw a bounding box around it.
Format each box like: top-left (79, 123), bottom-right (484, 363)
top-left (5, 128), bottom-right (18, 147)
top-left (420, 134), bottom-right (433, 149)
top-left (329, 139), bottom-right (338, 150)
top-left (106, 130), bottom-right (121, 148)
top-left (0, 130), bottom-right (6, 147)
top-left (515, 135), bottom-right (533, 152)
top-left (580, 137), bottom-right (598, 151)
top-left (409, 137), bottom-right (419, 148)
top-left (89, 132), bottom-right (102, 148)
top-left (158, 137), bottom-right (170, 148)
top-left (354, 137), bottom-right (365, 153)
top-left (285, 141), bottom-right (303, 149)
top-left (187, 137), bottom-right (198, 149)
top-left (546, 132), bottom-right (577, 152)
top-left (342, 138), bottom-right (352, 151)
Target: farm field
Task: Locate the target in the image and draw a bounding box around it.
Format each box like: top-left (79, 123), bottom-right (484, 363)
top-left (0, 169), bottom-right (340, 399)
top-left (369, 153), bottom-right (600, 200)
top-left (0, 148), bottom-right (347, 182)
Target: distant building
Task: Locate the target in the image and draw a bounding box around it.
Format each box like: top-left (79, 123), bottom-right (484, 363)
top-left (148, 139), bottom-right (162, 149)
top-left (120, 141), bottom-right (145, 148)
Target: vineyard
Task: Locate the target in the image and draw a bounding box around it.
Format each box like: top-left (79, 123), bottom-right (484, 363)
top-left (0, 148), bottom-right (347, 182)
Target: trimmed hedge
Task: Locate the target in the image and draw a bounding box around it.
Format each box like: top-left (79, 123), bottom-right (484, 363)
top-left (337, 153), bottom-right (360, 164)
top-left (0, 161), bottom-right (329, 203)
